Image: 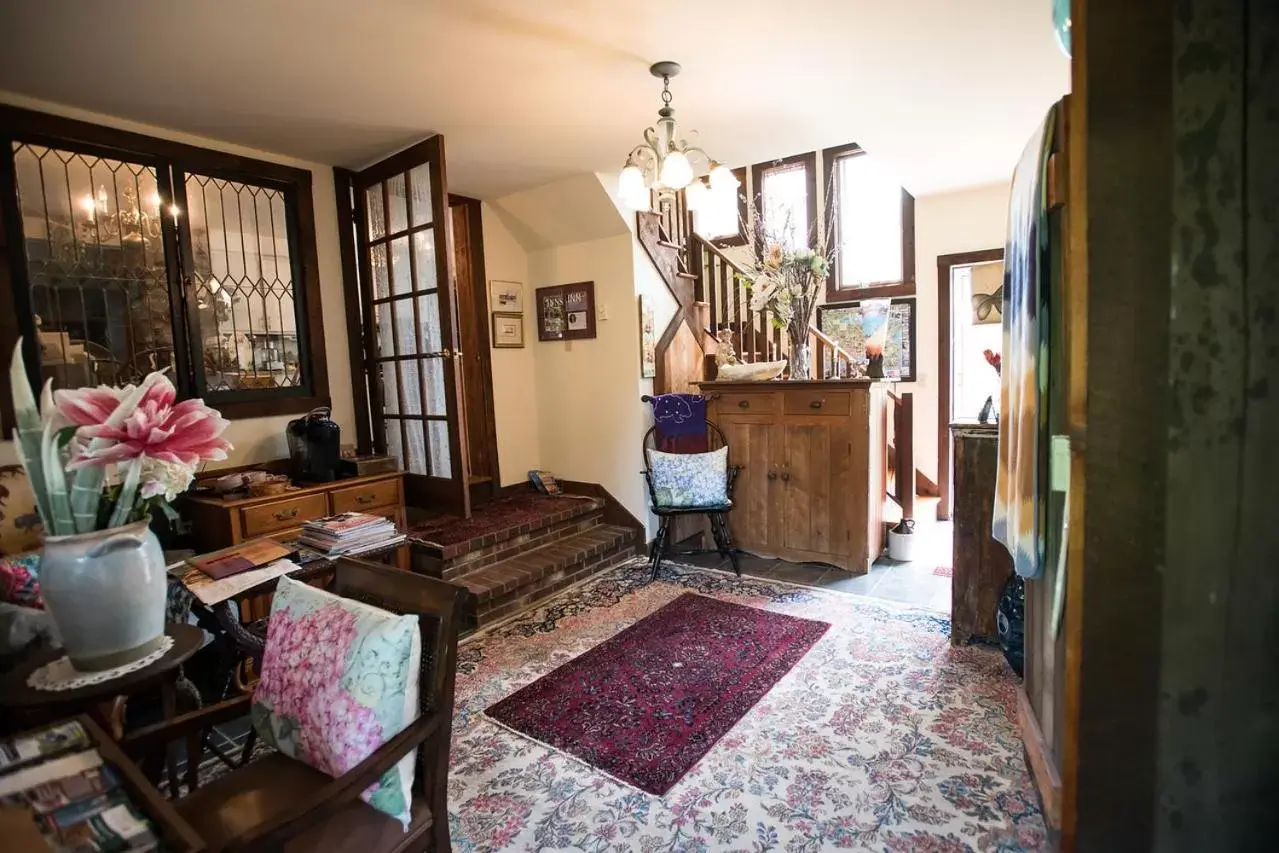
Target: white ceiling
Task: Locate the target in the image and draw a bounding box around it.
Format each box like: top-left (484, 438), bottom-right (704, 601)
top-left (0, 0), bottom-right (1069, 200)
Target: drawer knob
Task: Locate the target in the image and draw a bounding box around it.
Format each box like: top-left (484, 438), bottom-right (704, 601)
top-left (738, 399), bottom-right (750, 409)
top-left (767, 470), bottom-right (778, 480)
top-left (275, 508), bottom-right (299, 521)
top-left (781, 471), bottom-right (791, 482)
top-left (356, 494), bottom-right (376, 505)
top-left (809, 400), bottom-right (823, 409)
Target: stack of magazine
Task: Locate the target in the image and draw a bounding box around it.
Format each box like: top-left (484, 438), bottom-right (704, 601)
top-left (298, 512), bottom-right (404, 557)
top-left (0, 721), bottom-right (160, 851)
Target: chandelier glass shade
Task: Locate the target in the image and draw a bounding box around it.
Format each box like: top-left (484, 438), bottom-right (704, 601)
top-left (619, 62), bottom-right (738, 211)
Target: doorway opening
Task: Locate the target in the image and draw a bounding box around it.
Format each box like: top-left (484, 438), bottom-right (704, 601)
top-left (937, 248), bottom-right (1006, 520)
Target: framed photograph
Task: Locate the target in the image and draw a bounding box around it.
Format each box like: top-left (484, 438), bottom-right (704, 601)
top-left (968, 260), bottom-right (1005, 325)
top-left (817, 297), bottom-right (918, 381)
top-left (536, 281), bottom-right (596, 341)
top-left (491, 312), bottom-right (524, 348)
top-left (638, 295), bottom-right (657, 379)
top-left (489, 280), bottom-right (524, 313)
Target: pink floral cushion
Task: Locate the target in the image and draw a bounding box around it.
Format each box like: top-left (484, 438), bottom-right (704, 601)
top-left (251, 576), bottom-right (421, 827)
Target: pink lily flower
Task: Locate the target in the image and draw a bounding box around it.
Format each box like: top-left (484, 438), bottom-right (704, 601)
top-left (65, 377), bottom-right (232, 470)
top-left (53, 384), bottom-right (127, 426)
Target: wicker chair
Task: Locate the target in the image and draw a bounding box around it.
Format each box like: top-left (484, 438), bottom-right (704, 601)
top-left (641, 419), bottom-right (743, 581)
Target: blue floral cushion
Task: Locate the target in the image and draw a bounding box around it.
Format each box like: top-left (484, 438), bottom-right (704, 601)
top-left (251, 575), bottom-right (421, 827)
top-left (648, 447), bottom-right (730, 508)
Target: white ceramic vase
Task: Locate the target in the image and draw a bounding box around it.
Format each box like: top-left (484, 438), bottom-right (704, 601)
top-left (40, 520), bottom-right (167, 671)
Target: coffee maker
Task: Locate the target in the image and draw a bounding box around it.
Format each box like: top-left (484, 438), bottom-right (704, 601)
top-left (286, 407), bottom-right (341, 482)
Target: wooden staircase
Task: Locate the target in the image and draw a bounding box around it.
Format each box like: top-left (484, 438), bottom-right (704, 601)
top-left (637, 189), bottom-right (917, 520)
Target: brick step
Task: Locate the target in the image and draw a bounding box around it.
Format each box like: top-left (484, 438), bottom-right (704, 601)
top-left (457, 524), bottom-right (636, 628)
top-left (409, 495), bottom-right (605, 577)
top-left (440, 508), bottom-right (604, 581)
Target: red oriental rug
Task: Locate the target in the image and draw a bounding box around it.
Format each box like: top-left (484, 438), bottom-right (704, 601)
top-left (483, 592), bottom-right (829, 795)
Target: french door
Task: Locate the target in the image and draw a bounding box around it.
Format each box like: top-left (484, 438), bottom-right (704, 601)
top-left (349, 137), bottom-right (471, 517)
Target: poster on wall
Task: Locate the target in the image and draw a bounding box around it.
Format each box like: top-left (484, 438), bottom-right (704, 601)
top-left (639, 295), bottom-right (656, 378)
top-left (817, 297), bottom-right (917, 381)
top-left (536, 281), bottom-right (596, 341)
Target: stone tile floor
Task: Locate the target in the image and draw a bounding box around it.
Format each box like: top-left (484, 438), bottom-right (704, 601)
top-left (678, 497), bottom-right (955, 613)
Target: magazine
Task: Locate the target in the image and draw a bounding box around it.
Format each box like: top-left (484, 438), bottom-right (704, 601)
top-left (0, 751), bottom-right (102, 800)
top-left (168, 558), bottom-right (301, 605)
top-left (0, 722), bottom-right (90, 775)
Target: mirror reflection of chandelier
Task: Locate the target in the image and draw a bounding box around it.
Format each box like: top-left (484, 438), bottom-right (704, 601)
top-left (617, 61), bottom-right (739, 212)
top-left (77, 183), bottom-right (173, 244)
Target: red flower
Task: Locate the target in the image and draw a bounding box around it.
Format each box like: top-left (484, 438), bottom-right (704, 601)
top-left (983, 349), bottom-right (1002, 375)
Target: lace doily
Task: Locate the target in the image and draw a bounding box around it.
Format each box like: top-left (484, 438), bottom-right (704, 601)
top-left (27, 635), bottom-right (176, 692)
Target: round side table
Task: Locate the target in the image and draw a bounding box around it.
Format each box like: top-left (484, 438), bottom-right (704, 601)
top-left (0, 622), bottom-right (204, 737)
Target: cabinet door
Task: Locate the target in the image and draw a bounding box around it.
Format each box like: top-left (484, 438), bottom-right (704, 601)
top-left (718, 416), bottom-right (780, 552)
top-left (780, 419), bottom-right (854, 559)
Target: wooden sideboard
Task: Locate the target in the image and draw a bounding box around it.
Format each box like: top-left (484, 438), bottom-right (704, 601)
top-left (181, 471), bottom-right (409, 619)
top-left (950, 423), bottom-right (1014, 644)
top-left (701, 380), bottom-right (888, 573)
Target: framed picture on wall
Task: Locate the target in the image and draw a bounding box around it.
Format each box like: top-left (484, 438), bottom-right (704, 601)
top-left (638, 295), bottom-right (656, 378)
top-left (489, 279), bottom-right (524, 313)
top-left (536, 281), bottom-right (596, 341)
top-left (817, 297), bottom-right (918, 381)
top-left (491, 312), bottom-right (524, 348)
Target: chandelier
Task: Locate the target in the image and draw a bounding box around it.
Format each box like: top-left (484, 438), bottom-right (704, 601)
top-left (77, 183), bottom-right (174, 244)
top-left (617, 61), bottom-right (739, 212)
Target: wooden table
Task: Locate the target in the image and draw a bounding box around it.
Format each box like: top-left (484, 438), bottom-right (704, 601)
top-left (4, 714), bottom-right (204, 852)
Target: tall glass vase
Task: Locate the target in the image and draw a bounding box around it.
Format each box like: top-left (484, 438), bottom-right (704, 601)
top-left (788, 324), bottom-right (812, 381)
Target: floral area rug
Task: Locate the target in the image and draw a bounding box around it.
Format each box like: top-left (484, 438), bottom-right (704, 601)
top-left (449, 560), bottom-right (1046, 852)
top-left (485, 593), bottom-right (830, 795)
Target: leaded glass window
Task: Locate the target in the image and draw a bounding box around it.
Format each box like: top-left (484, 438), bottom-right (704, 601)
top-left (1, 107), bottom-right (328, 424)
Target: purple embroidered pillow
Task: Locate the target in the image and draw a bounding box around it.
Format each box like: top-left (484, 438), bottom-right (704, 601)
top-left (0, 552), bottom-right (43, 609)
top-left (251, 576), bottom-right (421, 827)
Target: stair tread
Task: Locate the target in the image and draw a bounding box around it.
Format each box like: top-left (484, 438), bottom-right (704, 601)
top-left (409, 495), bottom-right (604, 560)
top-left (454, 525), bottom-right (634, 601)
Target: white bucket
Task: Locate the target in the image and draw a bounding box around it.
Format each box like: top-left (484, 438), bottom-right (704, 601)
top-left (888, 523), bottom-right (918, 562)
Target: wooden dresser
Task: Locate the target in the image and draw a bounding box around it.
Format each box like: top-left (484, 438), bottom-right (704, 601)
top-left (950, 423), bottom-right (1014, 643)
top-left (181, 471), bottom-right (409, 619)
top-left (700, 380), bottom-right (889, 573)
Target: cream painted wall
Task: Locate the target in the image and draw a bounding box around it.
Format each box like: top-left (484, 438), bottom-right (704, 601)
top-left (479, 202), bottom-right (540, 485)
top-left (0, 92), bottom-right (355, 471)
top-left (528, 232), bottom-right (652, 528)
top-left (908, 181), bottom-right (1010, 487)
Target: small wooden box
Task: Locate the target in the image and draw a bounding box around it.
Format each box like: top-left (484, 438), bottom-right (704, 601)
top-left (338, 454), bottom-right (399, 477)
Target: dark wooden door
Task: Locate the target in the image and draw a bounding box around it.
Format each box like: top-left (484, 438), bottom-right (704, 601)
top-left (779, 419), bottom-right (853, 561)
top-left (352, 137), bottom-right (470, 517)
top-left (450, 201), bottom-right (495, 491)
top-left (718, 415), bottom-right (780, 552)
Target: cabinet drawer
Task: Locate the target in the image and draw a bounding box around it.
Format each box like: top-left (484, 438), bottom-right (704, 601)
top-left (331, 478), bottom-right (401, 514)
top-left (241, 493), bottom-right (329, 538)
top-left (714, 393), bottom-right (775, 414)
top-left (784, 390), bottom-right (851, 416)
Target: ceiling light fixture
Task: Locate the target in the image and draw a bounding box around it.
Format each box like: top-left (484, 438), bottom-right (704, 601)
top-left (618, 61), bottom-right (738, 211)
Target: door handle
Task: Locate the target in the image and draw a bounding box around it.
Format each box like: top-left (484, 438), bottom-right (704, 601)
top-left (809, 400), bottom-right (822, 409)
top-left (738, 400), bottom-right (750, 409)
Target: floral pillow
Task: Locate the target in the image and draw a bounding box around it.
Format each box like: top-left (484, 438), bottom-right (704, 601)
top-left (648, 446), bottom-right (730, 508)
top-left (251, 575), bottom-right (421, 828)
top-left (0, 552), bottom-right (43, 609)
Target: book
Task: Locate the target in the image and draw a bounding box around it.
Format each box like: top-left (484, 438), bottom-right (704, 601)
top-left (0, 751), bottom-right (102, 800)
top-left (168, 559), bottom-right (301, 606)
top-left (528, 470), bottom-right (562, 495)
top-left (299, 512), bottom-right (400, 556)
top-left (25, 765), bottom-right (119, 815)
top-left (189, 537), bottom-right (295, 580)
top-left (0, 722), bottom-right (90, 775)
top-left (45, 795), bottom-right (158, 852)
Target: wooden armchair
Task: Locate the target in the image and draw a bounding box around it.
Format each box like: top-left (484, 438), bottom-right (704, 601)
top-left (124, 558), bottom-right (467, 853)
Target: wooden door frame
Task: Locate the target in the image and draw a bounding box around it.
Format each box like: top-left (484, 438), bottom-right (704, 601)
top-left (448, 193), bottom-right (501, 492)
top-left (937, 247), bottom-right (1004, 520)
